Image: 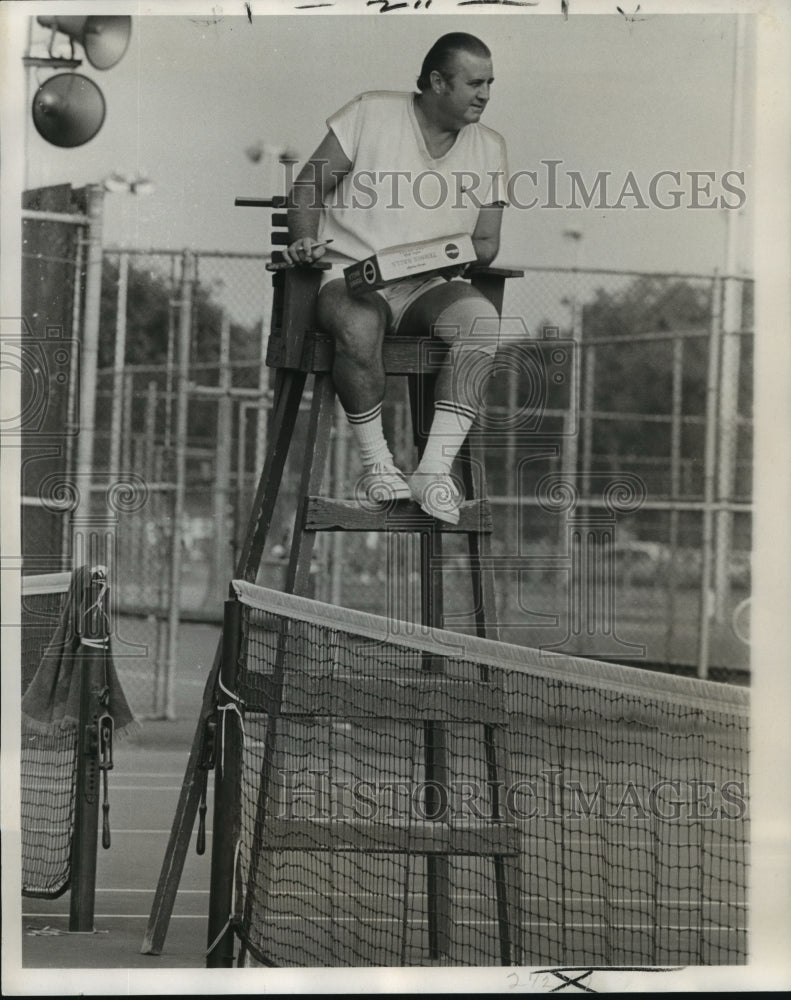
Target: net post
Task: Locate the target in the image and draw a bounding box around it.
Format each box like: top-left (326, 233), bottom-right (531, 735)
top-left (68, 569), bottom-right (107, 932)
top-left (206, 597), bottom-right (243, 968)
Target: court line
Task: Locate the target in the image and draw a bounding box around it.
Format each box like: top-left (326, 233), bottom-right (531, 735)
top-left (242, 917), bottom-right (747, 931)
top-left (24, 886), bottom-right (744, 907)
top-left (22, 913), bottom-right (746, 934)
top-left (23, 887), bottom-right (747, 912)
top-left (228, 893), bottom-right (748, 907)
top-left (22, 828), bottom-right (208, 836)
top-left (109, 773), bottom-right (196, 779)
top-left (23, 781), bottom-right (200, 790)
top-left (92, 888), bottom-right (208, 894)
top-left (23, 913), bottom-right (208, 920)
top-left (21, 825), bottom-right (747, 854)
top-left (94, 785), bottom-right (187, 792)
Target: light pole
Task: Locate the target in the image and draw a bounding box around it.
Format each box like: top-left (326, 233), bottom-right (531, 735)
top-left (73, 184), bottom-right (105, 517)
top-left (103, 172), bottom-right (155, 476)
top-left (561, 230), bottom-right (584, 482)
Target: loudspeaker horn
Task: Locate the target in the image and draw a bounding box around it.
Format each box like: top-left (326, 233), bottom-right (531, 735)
top-left (36, 15), bottom-right (132, 70)
top-left (32, 73), bottom-right (106, 148)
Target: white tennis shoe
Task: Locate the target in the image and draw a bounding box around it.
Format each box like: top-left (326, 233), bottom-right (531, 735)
top-left (409, 471), bottom-right (463, 525)
top-left (360, 461), bottom-right (412, 504)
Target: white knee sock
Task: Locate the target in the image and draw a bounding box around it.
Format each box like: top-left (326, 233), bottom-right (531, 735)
top-left (416, 400), bottom-right (476, 475)
top-left (346, 402), bottom-right (393, 468)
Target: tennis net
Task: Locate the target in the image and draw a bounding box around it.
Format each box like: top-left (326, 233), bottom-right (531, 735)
top-left (208, 580), bottom-right (749, 968)
top-left (20, 572), bottom-right (77, 898)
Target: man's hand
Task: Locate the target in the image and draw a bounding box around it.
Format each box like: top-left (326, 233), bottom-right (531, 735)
top-left (285, 130), bottom-right (351, 266)
top-left (437, 262), bottom-right (472, 281)
top-left (283, 237), bottom-right (329, 266)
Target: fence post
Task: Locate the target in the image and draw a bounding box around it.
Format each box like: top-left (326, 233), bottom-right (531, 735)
top-left (666, 335), bottom-right (684, 664)
top-left (109, 252), bottom-right (129, 476)
top-left (698, 275), bottom-right (722, 678)
top-left (212, 308), bottom-right (233, 603)
top-left (163, 250), bottom-right (195, 719)
top-left (581, 340), bottom-right (595, 490)
top-left (72, 184), bottom-right (104, 526)
top-left (713, 13), bottom-right (748, 626)
top-left (714, 276), bottom-right (743, 623)
top-left (561, 286), bottom-right (582, 487)
top-left (63, 234), bottom-right (85, 567)
top-left (165, 258), bottom-right (178, 455)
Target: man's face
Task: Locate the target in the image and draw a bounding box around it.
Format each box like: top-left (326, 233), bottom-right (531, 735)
top-left (438, 50), bottom-right (494, 126)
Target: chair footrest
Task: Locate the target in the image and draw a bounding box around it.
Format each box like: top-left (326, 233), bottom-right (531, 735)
top-left (304, 497), bottom-right (493, 532)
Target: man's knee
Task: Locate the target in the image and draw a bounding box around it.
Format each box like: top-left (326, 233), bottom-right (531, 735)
top-left (318, 280), bottom-right (388, 362)
top-left (433, 294), bottom-right (501, 357)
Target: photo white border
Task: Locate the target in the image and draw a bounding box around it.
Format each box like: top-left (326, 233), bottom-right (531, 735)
top-left (2, 0), bottom-right (789, 994)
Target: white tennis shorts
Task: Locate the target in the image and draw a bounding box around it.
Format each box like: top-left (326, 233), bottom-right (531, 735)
top-left (320, 268), bottom-right (448, 332)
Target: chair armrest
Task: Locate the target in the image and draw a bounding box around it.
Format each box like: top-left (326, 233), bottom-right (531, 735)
top-left (266, 260), bottom-right (332, 272)
top-left (467, 266), bottom-right (524, 312)
top-left (467, 265), bottom-right (525, 279)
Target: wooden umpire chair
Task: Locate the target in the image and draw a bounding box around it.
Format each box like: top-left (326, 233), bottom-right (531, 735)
top-left (227, 197), bottom-right (527, 966)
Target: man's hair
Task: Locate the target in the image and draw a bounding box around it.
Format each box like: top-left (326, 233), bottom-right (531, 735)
top-left (416, 33), bottom-right (491, 92)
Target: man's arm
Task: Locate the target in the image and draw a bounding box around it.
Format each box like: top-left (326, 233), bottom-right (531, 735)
top-left (284, 130), bottom-right (352, 265)
top-left (438, 202), bottom-right (504, 280)
top-left (470, 202), bottom-right (505, 268)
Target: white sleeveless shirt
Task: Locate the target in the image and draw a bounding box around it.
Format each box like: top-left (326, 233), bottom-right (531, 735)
top-left (317, 91), bottom-right (508, 269)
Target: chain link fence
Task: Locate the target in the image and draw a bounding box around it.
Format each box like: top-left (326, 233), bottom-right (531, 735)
top-left (90, 250), bottom-right (277, 714)
top-left (89, 248), bottom-right (752, 692)
top-left (493, 268), bottom-right (753, 681)
top-left (19, 208), bottom-right (752, 708)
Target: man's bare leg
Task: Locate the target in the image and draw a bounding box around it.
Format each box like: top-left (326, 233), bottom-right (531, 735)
top-left (398, 282), bottom-right (501, 523)
top-left (317, 279), bottom-right (411, 500)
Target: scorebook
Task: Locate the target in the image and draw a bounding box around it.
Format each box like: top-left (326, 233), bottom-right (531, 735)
top-left (344, 233), bottom-right (476, 296)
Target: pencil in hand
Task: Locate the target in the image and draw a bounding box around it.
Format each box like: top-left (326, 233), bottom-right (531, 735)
top-left (267, 239), bottom-right (334, 271)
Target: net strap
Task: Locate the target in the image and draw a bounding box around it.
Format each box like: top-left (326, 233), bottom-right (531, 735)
top-left (217, 674), bottom-right (245, 779)
top-left (81, 637), bottom-right (108, 650)
top-left (83, 574), bottom-right (109, 622)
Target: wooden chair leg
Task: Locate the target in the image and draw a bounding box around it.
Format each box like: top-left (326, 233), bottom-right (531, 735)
top-left (461, 430), bottom-right (521, 964)
top-left (241, 372), bottom-right (338, 943)
top-left (239, 368), bottom-right (308, 582)
top-left (284, 373), bottom-right (337, 597)
top-left (459, 431), bottom-right (500, 642)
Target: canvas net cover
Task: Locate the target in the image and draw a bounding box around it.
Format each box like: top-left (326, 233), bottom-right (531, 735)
top-left (20, 573), bottom-right (77, 898)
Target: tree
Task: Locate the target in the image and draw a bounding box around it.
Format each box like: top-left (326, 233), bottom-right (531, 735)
top-left (579, 276), bottom-right (714, 463)
top-left (98, 257), bottom-right (262, 370)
